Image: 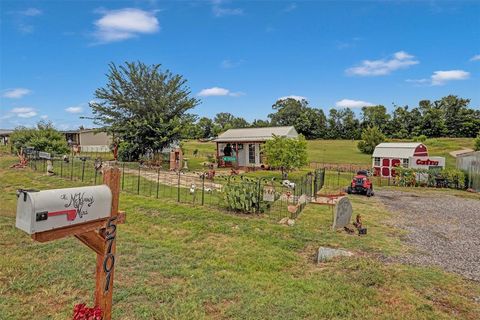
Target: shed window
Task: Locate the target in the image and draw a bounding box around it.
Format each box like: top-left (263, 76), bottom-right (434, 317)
top-left (402, 158), bottom-right (409, 167)
top-left (374, 157), bottom-right (380, 166)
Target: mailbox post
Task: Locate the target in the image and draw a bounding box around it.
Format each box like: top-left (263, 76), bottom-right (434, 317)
top-left (15, 167), bottom-right (124, 320)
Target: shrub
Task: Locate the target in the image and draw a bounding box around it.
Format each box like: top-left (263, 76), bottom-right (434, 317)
top-left (263, 135), bottom-right (308, 177)
top-left (10, 121), bottom-right (69, 155)
top-left (412, 135), bottom-right (427, 142)
top-left (394, 167), bottom-right (465, 189)
top-left (117, 141), bottom-right (138, 161)
top-left (357, 126), bottom-right (386, 154)
top-left (474, 132), bottom-right (480, 151)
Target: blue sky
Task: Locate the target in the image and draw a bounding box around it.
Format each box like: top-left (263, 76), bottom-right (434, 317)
top-left (1, 0), bottom-right (479, 130)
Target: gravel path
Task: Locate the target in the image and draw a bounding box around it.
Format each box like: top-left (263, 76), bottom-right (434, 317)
top-left (376, 190), bottom-right (480, 281)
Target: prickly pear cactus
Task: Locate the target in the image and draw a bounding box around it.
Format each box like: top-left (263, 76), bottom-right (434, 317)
top-left (223, 180), bottom-right (270, 213)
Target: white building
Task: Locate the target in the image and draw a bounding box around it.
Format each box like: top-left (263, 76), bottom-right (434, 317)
top-left (214, 126), bottom-right (298, 168)
top-left (372, 142), bottom-right (445, 177)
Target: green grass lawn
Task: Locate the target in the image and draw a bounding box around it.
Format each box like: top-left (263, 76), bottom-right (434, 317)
top-left (1, 154), bottom-right (479, 319)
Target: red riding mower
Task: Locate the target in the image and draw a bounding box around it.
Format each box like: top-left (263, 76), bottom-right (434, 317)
top-left (346, 170), bottom-right (374, 197)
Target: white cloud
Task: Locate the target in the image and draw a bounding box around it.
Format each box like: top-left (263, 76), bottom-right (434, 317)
top-left (211, 1), bottom-right (243, 17)
top-left (20, 8), bottom-right (43, 16)
top-left (431, 70), bottom-right (470, 85)
top-left (93, 8), bottom-right (160, 43)
top-left (470, 54), bottom-right (480, 61)
top-left (335, 99), bottom-right (375, 108)
top-left (2, 88), bottom-right (31, 98)
top-left (407, 70), bottom-right (470, 86)
top-left (198, 87), bottom-right (243, 97)
top-left (11, 107), bottom-right (37, 118)
top-left (278, 95), bottom-right (307, 101)
top-left (221, 59), bottom-right (244, 69)
top-left (405, 78), bottom-right (431, 86)
top-left (65, 106), bottom-right (83, 113)
top-left (346, 51), bottom-right (419, 76)
top-left (40, 115), bottom-right (48, 119)
top-left (284, 3), bottom-right (297, 12)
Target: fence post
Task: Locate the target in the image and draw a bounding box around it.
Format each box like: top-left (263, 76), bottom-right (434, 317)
top-left (257, 178), bottom-right (262, 213)
top-left (156, 168), bottom-right (160, 199)
top-left (121, 162), bottom-right (125, 191)
top-left (137, 164), bottom-right (141, 194)
top-left (70, 158), bottom-right (74, 180)
top-left (60, 160), bottom-right (63, 177)
top-left (81, 159), bottom-right (86, 182)
top-left (177, 172), bottom-right (181, 202)
top-left (201, 174), bottom-right (205, 206)
top-left (95, 167), bottom-right (98, 185)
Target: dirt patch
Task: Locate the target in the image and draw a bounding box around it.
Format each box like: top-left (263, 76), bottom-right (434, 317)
top-left (377, 190), bottom-right (480, 281)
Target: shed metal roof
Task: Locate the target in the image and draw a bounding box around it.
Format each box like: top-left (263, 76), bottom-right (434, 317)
top-left (0, 129), bottom-right (14, 136)
top-left (214, 126), bottom-right (298, 142)
top-left (372, 142), bottom-right (424, 158)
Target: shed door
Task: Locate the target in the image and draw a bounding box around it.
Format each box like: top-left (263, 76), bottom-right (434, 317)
top-left (248, 144), bottom-right (256, 164)
top-left (382, 167), bottom-right (390, 177)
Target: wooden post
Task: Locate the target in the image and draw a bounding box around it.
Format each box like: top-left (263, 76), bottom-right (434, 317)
top-left (23, 165), bottom-right (124, 319)
top-left (94, 167), bottom-right (120, 320)
top-left (235, 143), bottom-right (239, 169)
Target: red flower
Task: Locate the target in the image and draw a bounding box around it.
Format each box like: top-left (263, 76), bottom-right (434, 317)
top-left (73, 303), bottom-right (102, 320)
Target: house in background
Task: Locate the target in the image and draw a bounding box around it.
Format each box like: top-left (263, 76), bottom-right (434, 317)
top-left (0, 129), bottom-right (13, 145)
top-left (214, 126), bottom-right (298, 169)
top-left (62, 129), bottom-right (112, 152)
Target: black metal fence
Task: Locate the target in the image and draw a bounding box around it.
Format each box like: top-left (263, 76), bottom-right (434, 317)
top-left (30, 158), bottom-right (325, 220)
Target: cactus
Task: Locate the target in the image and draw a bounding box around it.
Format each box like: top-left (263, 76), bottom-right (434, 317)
top-left (222, 180), bottom-right (270, 213)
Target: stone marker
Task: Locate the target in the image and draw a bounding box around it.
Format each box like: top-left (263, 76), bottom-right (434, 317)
top-left (317, 247), bottom-right (353, 263)
top-left (333, 197), bottom-right (352, 230)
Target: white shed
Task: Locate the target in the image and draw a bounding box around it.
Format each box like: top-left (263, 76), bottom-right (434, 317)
top-left (214, 126), bottom-right (298, 168)
top-left (372, 142), bottom-right (444, 177)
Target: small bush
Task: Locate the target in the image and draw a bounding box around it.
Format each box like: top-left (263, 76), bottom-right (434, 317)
top-left (474, 132), bottom-right (480, 151)
top-left (412, 135), bottom-right (427, 142)
top-left (357, 126), bottom-right (386, 154)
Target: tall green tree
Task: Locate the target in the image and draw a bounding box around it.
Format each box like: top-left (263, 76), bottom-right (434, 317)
top-left (269, 98), bottom-right (327, 139)
top-left (269, 98), bottom-right (307, 126)
top-left (436, 95), bottom-right (480, 137)
top-left (89, 61), bottom-right (200, 160)
top-left (10, 121), bottom-right (69, 155)
top-left (418, 100), bottom-right (447, 137)
top-left (213, 112), bottom-right (249, 133)
top-left (361, 105), bottom-right (391, 134)
top-left (250, 119), bottom-right (270, 127)
top-left (197, 117), bottom-right (215, 139)
top-left (338, 108), bottom-right (361, 139)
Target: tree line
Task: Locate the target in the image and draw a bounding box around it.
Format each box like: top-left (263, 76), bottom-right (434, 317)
top-left (181, 95), bottom-right (480, 141)
top-left (85, 61), bottom-right (479, 160)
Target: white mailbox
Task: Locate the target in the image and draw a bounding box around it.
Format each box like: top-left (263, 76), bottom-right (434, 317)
top-left (16, 185), bottom-right (112, 234)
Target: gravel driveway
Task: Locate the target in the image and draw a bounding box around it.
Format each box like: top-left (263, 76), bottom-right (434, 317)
top-left (376, 190), bottom-right (480, 281)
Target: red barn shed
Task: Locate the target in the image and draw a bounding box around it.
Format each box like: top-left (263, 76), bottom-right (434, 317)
top-left (372, 142), bottom-right (429, 177)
